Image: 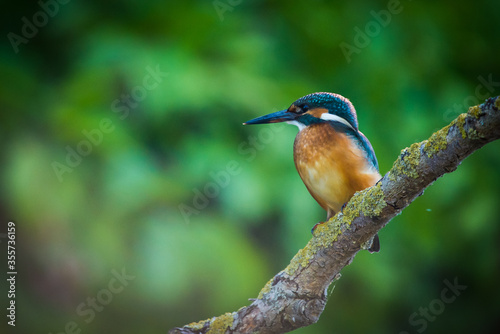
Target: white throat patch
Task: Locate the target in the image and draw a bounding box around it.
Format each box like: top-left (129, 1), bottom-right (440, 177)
top-left (286, 120), bottom-right (307, 131)
top-left (320, 113), bottom-right (355, 131)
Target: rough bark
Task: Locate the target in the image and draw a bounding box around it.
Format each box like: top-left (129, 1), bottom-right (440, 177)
top-left (170, 97), bottom-right (500, 334)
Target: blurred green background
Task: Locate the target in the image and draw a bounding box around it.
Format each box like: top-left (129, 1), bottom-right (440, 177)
top-left (1, 0), bottom-right (499, 333)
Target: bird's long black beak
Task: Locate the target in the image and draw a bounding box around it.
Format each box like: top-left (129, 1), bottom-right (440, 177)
top-left (243, 109), bottom-right (295, 125)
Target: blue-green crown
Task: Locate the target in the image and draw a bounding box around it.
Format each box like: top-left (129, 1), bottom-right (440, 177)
top-left (293, 92), bottom-right (359, 130)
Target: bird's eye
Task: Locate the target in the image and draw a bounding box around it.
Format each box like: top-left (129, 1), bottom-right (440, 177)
top-left (301, 104), bottom-right (309, 112)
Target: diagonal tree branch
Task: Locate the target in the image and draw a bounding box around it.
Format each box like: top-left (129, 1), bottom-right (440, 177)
top-left (170, 96), bottom-right (500, 334)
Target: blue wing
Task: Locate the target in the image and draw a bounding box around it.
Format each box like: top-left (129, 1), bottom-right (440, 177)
top-left (356, 130), bottom-right (379, 171)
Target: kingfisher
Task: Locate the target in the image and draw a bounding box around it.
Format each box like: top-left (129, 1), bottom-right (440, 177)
top-left (244, 92), bottom-right (381, 252)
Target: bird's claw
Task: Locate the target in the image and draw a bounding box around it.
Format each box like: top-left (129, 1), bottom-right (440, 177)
top-left (340, 202), bottom-right (348, 213)
top-left (311, 221), bottom-right (325, 233)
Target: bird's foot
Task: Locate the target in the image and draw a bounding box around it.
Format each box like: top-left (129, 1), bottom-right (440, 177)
top-left (311, 221), bottom-right (325, 234)
top-left (340, 202), bottom-right (348, 213)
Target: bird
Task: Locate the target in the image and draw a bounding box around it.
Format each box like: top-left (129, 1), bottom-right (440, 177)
top-left (243, 92), bottom-right (381, 253)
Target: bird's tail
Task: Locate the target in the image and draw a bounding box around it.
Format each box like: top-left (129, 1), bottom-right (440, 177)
top-left (368, 233), bottom-right (380, 253)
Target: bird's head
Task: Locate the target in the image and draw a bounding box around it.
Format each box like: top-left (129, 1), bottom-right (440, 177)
top-left (244, 92), bottom-right (359, 132)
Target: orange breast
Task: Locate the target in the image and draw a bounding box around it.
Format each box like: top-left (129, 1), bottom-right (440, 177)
top-left (293, 123), bottom-right (380, 219)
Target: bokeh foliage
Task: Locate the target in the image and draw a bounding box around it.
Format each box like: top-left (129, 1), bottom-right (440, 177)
top-left (0, 0), bottom-right (499, 333)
